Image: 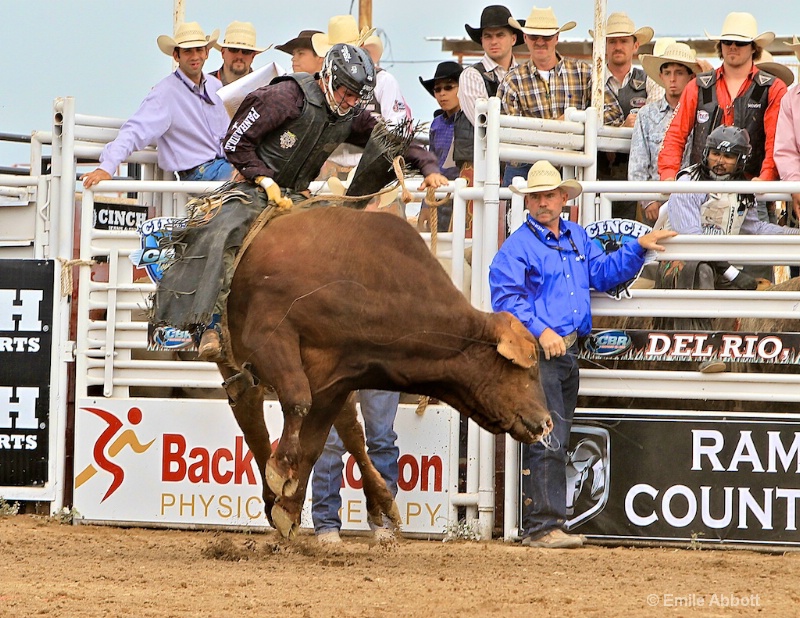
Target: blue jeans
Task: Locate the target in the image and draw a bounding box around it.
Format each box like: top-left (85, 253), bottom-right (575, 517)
top-left (311, 390), bottom-right (400, 533)
top-left (178, 157), bottom-right (233, 181)
top-left (502, 162), bottom-right (532, 188)
top-left (520, 344), bottom-right (579, 540)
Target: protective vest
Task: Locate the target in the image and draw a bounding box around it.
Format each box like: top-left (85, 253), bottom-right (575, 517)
top-left (612, 67), bottom-right (647, 117)
top-left (689, 70), bottom-right (775, 178)
top-left (661, 165), bottom-right (755, 235)
top-left (256, 74), bottom-right (354, 191)
top-left (453, 60), bottom-right (501, 166)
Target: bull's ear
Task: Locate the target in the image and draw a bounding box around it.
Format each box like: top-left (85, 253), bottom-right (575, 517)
top-left (495, 312), bottom-right (538, 369)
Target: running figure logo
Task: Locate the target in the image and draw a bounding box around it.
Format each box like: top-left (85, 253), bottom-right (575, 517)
top-left (75, 406), bottom-right (155, 502)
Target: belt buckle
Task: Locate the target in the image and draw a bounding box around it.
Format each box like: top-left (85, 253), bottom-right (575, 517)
top-left (563, 331), bottom-right (577, 348)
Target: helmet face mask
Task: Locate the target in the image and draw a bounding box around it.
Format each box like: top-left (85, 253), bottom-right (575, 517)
top-left (320, 43), bottom-right (376, 117)
top-left (701, 125), bottom-right (752, 180)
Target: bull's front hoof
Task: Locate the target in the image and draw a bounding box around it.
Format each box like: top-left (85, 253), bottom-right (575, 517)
top-left (265, 459), bottom-right (300, 498)
top-left (271, 504), bottom-right (299, 540)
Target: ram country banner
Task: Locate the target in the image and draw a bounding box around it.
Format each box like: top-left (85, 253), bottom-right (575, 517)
top-left (73, 399), bottom-right (456, 535)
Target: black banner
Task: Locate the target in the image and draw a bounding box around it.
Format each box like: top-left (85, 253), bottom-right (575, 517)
top-left (563, 412), bottom-right (800, 546)
top-left (582, 329), bottom-right (800, 366)
top-left (0, 260), bottom-right (54, 486)
top-left (92, 200), bottom-right (148, 231)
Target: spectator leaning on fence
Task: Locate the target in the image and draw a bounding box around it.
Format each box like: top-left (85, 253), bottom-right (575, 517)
top-left (629, 42), bottom-right (700, 223)
top-left (81, 22), bottom-right (233, 188)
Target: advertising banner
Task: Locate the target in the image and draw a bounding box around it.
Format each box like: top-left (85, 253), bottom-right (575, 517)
top-left (565, 410), bottom-right (800, 546)
top-left (583, 329), bottom-right (800, 367)
top-left (0, 260), bottom-right (54, 486)
top-left (73, 399), bottom-right (455, 535)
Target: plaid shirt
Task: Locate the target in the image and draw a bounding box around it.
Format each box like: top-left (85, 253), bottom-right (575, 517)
top-left (498, 54), bottom-right (623, 126)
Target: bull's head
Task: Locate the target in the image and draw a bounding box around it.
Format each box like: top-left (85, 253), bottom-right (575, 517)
top-left (429, 312), bottom-right (552, 444)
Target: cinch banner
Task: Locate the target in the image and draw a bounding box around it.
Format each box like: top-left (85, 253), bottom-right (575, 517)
top-left (73, 399), bottom-right (455, 535)
top-left (564, 410), bottom-right (800, 547)
top-left (0, 260), bottom-right (54, 486)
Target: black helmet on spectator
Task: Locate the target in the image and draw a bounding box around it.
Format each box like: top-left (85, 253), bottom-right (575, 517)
top-left (702, 125), bottom-right (752, 180)
top-left (320, 43), bottom-right (376, 116)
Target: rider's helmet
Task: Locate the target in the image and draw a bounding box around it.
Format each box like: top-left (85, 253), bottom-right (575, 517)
top-left (320, 43), bottom-right (376, 116)
top-left (701, 125), bottom-right (752, 180)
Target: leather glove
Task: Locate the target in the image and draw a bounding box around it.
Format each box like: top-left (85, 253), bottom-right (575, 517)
top-left (730, 269), bottom-right (758, 291)
top-left (256, 176), bottom-right (293, 210)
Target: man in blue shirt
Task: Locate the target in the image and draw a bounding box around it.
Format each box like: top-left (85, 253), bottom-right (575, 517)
top-left (489, 161), bottom-right (674, 548)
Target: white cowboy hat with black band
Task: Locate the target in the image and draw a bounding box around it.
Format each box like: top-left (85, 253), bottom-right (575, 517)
top-left (510, 7), bottom-right (575, 37)
top-left (510, 160), bottom-right (582, 200)
top-left (157, 22), bottom-right (219, 56)
top-left (704, 12), bottom-right (774, 47)
top-left (213, 21), bottom-right (269, 53)
top-left (311, 15), bottom-right (375, 57)
top-left (640, 42), bottom-right (701, 88)
top-left (589, 12), bottom-right (654, 46)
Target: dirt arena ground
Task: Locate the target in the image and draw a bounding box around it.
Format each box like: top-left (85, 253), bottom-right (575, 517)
top-left (2, 515), bottom-right (799, 617)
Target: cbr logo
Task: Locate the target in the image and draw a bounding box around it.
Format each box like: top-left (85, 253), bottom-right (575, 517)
top-left (585, 330), bottom-right (632, 357)
top-left (75, 406), bottom-right (155, 502)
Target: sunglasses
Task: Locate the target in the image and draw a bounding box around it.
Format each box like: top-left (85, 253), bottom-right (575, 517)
top-left (226, 47), bottom-right (256, 56)
top-left (525, 33), bottom-right (556, 42)
top-left (433, 83), bottom-right (457, 94)
top-left (720, 40), bottom-right (751, 48)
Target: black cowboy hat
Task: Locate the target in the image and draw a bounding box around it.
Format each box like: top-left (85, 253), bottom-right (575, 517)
top-left (465, 5), bottom-right (525, 46)
top-left (276, 29), bottom-right (322, 55)
top-left (419, 61), bottom-right (464, 97)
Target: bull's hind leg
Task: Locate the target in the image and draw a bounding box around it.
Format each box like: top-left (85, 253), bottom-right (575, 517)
top-left (334, 394), bottom-right (402, 531)
top-left (218, 363), bottom-right (278, 525)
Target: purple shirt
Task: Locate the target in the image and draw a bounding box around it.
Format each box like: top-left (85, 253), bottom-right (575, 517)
top-left (99, 69), bottom-right (229, 174)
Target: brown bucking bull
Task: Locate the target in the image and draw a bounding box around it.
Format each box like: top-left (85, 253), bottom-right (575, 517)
top-left (215, 205), bottom-right (552, 539)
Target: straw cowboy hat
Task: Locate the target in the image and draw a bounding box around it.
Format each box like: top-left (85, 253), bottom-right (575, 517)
top-left (363, 34), bottom-right (384, 58)
top-left (652, 37), bottom-right (676, 57)
top-left (276, 29), bottom-right (322, 55)
top-left (419, 61), bottom-right (464, 97)
top-left (755, 50), bottom-right (795, 87)
top-left (213, 21), bottom-right (268, 53)
top-left (589, 12), bottom-right (653, 45)
top-left (509, 161), bottom-right (582, 199)
top-left (311, 15), bottom-right (375, 56)
top-left (465, 5), bottom-right (525, 46)
top-left (704, 12), bottom-right (774, 47)
top-left (157, 22), bottom-right (219, 56)
top-left (640, 42), bottom-right (701, 88)
top-left (510, 7), bottom-right (575, 37)
top-left (784, 35), bottom-right (800, 62)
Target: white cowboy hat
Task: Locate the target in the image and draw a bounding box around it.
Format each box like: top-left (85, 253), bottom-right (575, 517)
top-left (312, 15), bottom-right (375, 56)
top-left (640, 42), bottom-right (701, 88)
top-left (510, 161), bottom-right (582, 200)
top-left (328, 168), bottom-right (399, 209)
top-left (652, 37), bottom-right (676, 57)
top-left (785, 35), bottom-right (800, 62)
top-left (755, 50), bottom-right (795, 87)
top-left (213, 21), bottom-right (269, 53)
top-left (157, 22), bottom-right (219, 56)
top-left (704, 12), bottom-right (774, 47)
top-left (589, 12), bottom-right (654, 46)
top-left (509, 7), bottom-right (576, 37)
